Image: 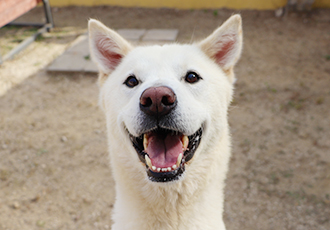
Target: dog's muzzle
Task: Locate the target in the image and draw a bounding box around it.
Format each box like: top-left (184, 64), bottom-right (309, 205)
top-left (128, 86), bottom-right (203, 183)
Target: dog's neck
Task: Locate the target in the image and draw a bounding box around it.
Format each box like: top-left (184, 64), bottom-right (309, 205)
top-left (110, 131), bottom-right (230, 230)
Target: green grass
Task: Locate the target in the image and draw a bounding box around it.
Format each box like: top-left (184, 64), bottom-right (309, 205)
top-left (35, 34), bottom-right (45, 42)
top-left (36, 148), bottom-right (47, 156)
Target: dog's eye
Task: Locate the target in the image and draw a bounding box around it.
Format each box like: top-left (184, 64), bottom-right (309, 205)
top-left (124, 75), bottom-right (139, 88)
top-left (185, 72), bottom-right (201, 84)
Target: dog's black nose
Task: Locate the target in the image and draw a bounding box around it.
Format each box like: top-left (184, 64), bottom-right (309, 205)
top-left (140, 86), bottom-right (177, 118)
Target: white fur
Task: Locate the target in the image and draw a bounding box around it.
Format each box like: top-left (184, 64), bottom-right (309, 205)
top-left (89, 15), bottom-right (242, 230)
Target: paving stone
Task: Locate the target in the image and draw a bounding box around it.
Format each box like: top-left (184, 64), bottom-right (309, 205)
top-left (47, 29), bottom-right (179, 73)
top-left (47, 34), bottom-right (91, 72)
top-left (66, 37), bottom-right (90, 57)
top-left (142, 29), bottom-right (178, 41)
top-left (84, 61), bottom-right (98, 73)
top-left (117, 29), bottom-right (146, 40)
top-left (129, 40), bottom-right (140, 46)
top-left (48, 53), bottom-right (89, 72)
top-left (138, 41), bottom-right (169, 46)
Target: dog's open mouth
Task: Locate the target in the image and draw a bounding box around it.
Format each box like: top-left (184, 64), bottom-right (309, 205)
top-left (129, 127), bottom-right (202, 182)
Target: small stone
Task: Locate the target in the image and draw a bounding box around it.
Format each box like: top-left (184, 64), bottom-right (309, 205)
top-left (61, 136), bottom-right (68, 142)
top-left (94, 130), bottom-right (101, 134)
top-left (72, 215), bottom-right (79, 222)
top-left (12, 201), bottom-right (20, 209)
top-left (275, 8), bottom-right (284, 17)
top-left (31, 196), bottom-right (40, 203)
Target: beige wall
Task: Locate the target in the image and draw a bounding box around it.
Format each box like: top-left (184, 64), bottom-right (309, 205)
top-left (49, 0), bottom-right (330, 9)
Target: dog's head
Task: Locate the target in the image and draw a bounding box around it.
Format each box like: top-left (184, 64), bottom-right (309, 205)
top-left (89, 15), bottom-right (242, 183)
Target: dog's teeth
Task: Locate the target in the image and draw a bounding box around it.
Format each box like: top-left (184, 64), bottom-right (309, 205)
top-left (167, 167), bottom-right (171, 171)
top-left (162, 168), bottom-right (167, 172)
top-left (143, 134), bottom-right (148, 150)
top-left (182, 135), bottom-right (189, 151)
top-left (145, 155), bottom-right (152, 169)
top-left (152, 166), bottom-right (156, 171)
top-left (157, 168), bottom-right (161, 172)
top-left (176, 153), bottom-right (183, 168)
top-left (172, 164), bottom-right (177, 170)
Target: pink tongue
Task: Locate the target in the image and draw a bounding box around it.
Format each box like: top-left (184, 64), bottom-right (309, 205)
top-left (146, 133), bottom-right (183, 168)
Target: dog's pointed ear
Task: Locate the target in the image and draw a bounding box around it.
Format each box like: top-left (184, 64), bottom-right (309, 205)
top-left (88, 19), bottom-right (133, 76)
top-left (198, 14), bottom-right (242, 83)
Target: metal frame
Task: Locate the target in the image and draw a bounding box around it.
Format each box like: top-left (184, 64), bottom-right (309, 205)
top-left (0, 0), bottom-right (54, 64)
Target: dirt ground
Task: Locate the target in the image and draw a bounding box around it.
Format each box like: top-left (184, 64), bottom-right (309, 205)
top-left (0, 6), bottom-right (330, 230)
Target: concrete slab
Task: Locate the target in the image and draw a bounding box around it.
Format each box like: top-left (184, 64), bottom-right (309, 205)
top-left (117, 29), bottom-right (146, 40)
top-left (47, 53), bottom-right (89, 72)
top-left (84, 60), bottom-right (98, 73)
top-left (138, 41), bottom-right (169, 46)
top-left (47, 34), bottom-right (97, 73)
top-left (142, 29), bottom-right (178, 41)
top-left (47, 29), bottom-right (179, 73)
top-left (66, 37), bottom-right (90, 57)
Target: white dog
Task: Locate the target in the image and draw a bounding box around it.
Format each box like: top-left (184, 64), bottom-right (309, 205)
top-left (88, 14), bottom-right (242, 230)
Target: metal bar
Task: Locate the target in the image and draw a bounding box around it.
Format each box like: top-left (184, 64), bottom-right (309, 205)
top-left (6, 22), bottom-right (45, 27)
top-left (2, 24), bottom-right (51, 62)
top-left (42, 0), bottom-right (54, 31)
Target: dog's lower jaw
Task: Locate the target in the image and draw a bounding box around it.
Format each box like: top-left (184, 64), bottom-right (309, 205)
top-left (108, 128), bottom-right (231, 230)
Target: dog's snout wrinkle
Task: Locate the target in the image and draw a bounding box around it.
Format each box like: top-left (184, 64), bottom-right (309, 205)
top-left (140, 86), bottom-right (176, 118)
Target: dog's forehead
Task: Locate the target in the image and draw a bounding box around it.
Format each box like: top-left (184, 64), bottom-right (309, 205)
top-left (122, 44), bottom-right (203, 76)
top-left (129, 44), bottom-right (199, 60)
